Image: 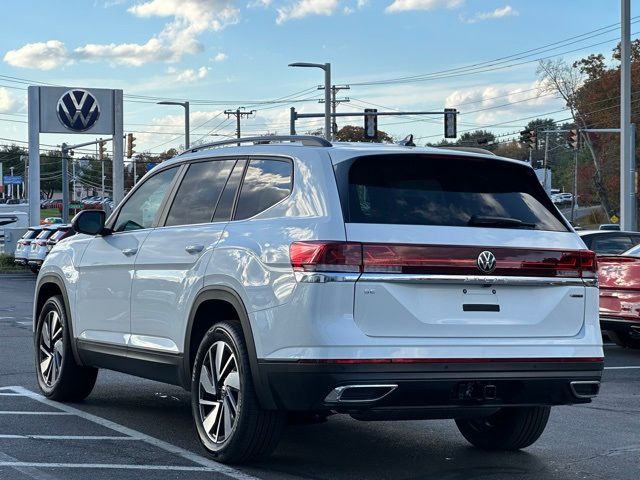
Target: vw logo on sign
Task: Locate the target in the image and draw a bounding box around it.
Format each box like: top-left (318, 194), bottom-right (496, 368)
top-left (56, 89), bottom-right (100, 132)
top-left (477, 251), bottom-right (497, 274)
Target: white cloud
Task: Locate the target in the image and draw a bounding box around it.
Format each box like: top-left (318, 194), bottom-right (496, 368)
top-left (212, 52), bottom-right (228, 62)
top-left (0, 88), bottom-right (16, 113)
top-left (170, 66), bottom-right (209, 82)
top-left (276, 0), bottom-right (340, 24)
top-left (3, 0), bottom-right (239, 69)
top-left (460, 5), bottom-right (518, 24)
top-left (385, 0), bottom-right (463, 13)
top-left (357, 0), bottom-right (369, 7)
top-left (247, 0), bottom-right (272, 6)
top-left (3, 41), bottom-right (69, 70)
top-left (344, 6), bottom-right (354, 14)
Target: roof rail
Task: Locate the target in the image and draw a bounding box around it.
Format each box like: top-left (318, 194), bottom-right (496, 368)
top-left (180, 135), bottom-right (332, 155)
top-left (436, 146), bottom-right (497, 156)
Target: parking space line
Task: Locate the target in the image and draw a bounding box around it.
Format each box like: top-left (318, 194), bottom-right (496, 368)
top-left (0, 451), bottom-right (60, 480)
top-left (0, 393), bottom-right (27, 396)
top-left (0, 435), bottom-right (138, 440)
top-left (6, 386), bottom-right (263, 480)
top-left (604, 366), bottom-right (640, 370)
top-left (0, 462), bottom-right (221, 472)
top-left (0, 412), bottom-right (72, 415)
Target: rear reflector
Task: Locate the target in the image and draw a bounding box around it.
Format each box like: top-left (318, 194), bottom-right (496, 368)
top-left (290, 242), bottom-right (598, 278)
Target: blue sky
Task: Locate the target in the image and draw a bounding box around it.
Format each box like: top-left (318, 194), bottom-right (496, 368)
top-left (0, 0), bottom-right (635, 153)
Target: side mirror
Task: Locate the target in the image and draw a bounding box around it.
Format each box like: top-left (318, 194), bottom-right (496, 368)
top-left (72, 210), bottom-right (108, 236)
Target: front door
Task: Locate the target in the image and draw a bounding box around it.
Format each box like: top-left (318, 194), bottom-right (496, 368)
top-left (75, 166), bottom-right (180, 349)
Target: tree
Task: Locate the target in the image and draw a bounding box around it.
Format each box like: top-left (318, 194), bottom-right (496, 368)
top-left (539, 40), bottom-right (640, 217)
top-left (335, 125), bottom-right (393, 143)
top-left (537, 58), bottom-right (614, 215)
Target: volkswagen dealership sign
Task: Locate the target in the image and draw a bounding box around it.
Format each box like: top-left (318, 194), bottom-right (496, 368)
top-left (38, 86), bottom-right (115, 135)
top-left (27, 85), bottom-right (124, 225)
top-left (56, 89), bottom-right (101, 131)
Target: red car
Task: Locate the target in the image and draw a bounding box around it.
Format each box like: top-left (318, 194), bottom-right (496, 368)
top-left (598, 244), bottom-right (640, 349)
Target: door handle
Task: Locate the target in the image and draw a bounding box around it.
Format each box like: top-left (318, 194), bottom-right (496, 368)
top-left (185, 244), bottom-right (204, 254)
top-left (121, 248), bottom-right (138, 256)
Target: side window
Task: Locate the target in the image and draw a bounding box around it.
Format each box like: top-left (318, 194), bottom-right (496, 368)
top-left (165, 160), bottom-right (235, 227)
top-left (113, 167), bottom-right (178, 232)
top-left (213, 159), bottom-right (246, 222)
top-left (234, 159), bottom-right (292, 220)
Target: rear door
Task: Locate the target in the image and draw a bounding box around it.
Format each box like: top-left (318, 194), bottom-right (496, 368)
top-left (336, 153), bottom-right (592, 339)
top-left (130, 158), bottom-right (240, 354)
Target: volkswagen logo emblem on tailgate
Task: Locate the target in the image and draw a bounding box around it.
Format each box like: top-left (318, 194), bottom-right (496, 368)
top-left (477, 251), bottom-right (497, 274)
top-left (57, 89), bottom-right (100, 131)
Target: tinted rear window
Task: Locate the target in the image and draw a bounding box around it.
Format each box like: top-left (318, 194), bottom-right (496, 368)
top-left (343, 155), bottom-right (568, 232)
top-left (22, 230), bottom-right (39, 240)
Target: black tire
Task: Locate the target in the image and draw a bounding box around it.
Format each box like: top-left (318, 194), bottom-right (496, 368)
top-left (455, 406), bottom-right (551, 450)
top-left (35, 295), bottom-right (98, 401)
top-left (191, 320), bottom-right (284, 463)
top-left (608, 331), bottom-right (640, 349)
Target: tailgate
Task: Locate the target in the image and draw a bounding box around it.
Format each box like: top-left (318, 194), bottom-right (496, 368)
top-left (350, 225), bottom-right (589, 338)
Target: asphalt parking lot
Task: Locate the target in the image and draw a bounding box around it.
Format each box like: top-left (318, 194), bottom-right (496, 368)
top-left (1, 273), bottom-right (639, 480)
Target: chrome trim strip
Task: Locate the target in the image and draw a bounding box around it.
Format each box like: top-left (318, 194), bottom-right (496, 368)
top-left (358, 273), bottom-right (592, 287)
top-left (324, 384), bottom-right (398, 404)
top-left (295, 272), bottom-right (361, 283)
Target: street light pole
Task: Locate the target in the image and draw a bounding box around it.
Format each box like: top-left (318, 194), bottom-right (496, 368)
top-left (288, 62), bottom-right (332, 141)
top-left (157, 101), bottom-right (190, 149)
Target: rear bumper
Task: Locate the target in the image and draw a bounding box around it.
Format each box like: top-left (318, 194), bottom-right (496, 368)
top-left (14, 257), bottom-right (27, 265)
top-left (601, 316), bottom-right (640, 336)
top-left (256, 358), bottom-right (603, 414)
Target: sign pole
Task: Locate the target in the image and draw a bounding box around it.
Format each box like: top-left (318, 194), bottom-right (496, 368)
top-left (61, 143), bottom-right (69, 223)
top-left (112, 89), bottom-right (124, 205)
top-left (28, 86), bottom-right (40, 227)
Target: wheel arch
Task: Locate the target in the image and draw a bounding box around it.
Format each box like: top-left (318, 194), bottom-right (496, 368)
top-left (35, 274), bottom-right (83, 365)
top-left (184, 286), bottom-right (277, 409)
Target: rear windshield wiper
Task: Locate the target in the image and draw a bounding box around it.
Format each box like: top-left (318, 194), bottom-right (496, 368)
top-left (468, 215), bottom-right (536, 229)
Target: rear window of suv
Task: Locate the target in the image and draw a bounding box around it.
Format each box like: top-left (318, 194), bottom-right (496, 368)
top-left (342, 154), bottom-right (568, 232)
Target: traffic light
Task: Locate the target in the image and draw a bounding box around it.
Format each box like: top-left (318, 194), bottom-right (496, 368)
top-left (98, 139), bottom-right (107, 160)
top-left (520, 129), bottom-right (534, 149)
top-left (567, 129), bottom-right (579, 150)
top-left (127, 133), bottom-right (136, 159)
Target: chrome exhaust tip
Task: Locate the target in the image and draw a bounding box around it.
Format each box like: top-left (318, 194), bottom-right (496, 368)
top-left (570, 380), bottom-right (600, 399)
top-left (324, 384), bottom-right (398, 404)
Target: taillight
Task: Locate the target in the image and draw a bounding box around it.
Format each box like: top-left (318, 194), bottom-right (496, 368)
top-left (290, 242), bottom-right (598, 278)
top-left (290, 241), bottom-right (362, 272)
top-left (36, 240), bottom-right (47, 247)
top-left (579, 250), bottom-right (598, 278)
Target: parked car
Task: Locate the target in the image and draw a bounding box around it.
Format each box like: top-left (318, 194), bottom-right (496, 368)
top-left (578, 230), bottom-right (640, 255)
top-left (597, 244), bottom-right (640, 349)
top-left (599, 224), bottom-right (621, 231)
top-left (14, 226), bottom-right (43, 265)
top-left (46, 224), bottom-right (74, 251)
top-left (33, 135), bottom-right (603, 463)
top-left (41, 217), bottom-right (64, 226)
top-left (27, 227), bottom-right (56, 273)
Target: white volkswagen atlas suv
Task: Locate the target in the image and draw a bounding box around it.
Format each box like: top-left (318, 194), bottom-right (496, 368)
top-left (33, 135), bottom-right (603, 463)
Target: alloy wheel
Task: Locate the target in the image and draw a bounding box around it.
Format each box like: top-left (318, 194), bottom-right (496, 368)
top-left (39, 309), bottom-right (64, 387)
top-left (198, 340), bottom-right (241, 444)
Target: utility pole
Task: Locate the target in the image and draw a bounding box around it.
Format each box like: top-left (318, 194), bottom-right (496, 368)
top-left (224, 109), bottom-right (256, 145)
top-left (543, 131), bottom-right (550, 192)
top-left (571, 149), bottom-right (578, 223)
top-left (620, 0), bottom-right (636, 230)
top-left (319, 85), bottom-right (350, 139)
